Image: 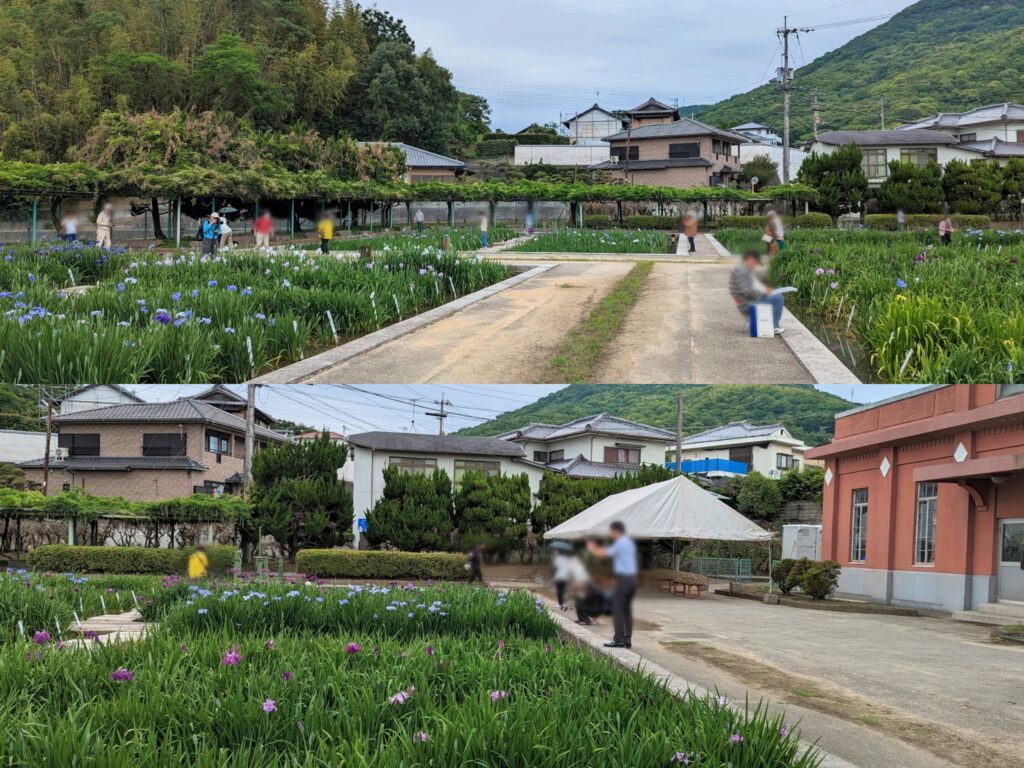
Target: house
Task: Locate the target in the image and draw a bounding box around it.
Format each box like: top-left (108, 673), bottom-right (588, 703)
top-left (18, 399), bottom-right (289, 501)
top-left (347, 432), bottom-right (544, 546)
top-left (627, 98), bottom-right (679, 128)
top-left (591, 118), bottom-right (745, 189)
top-left (191, 385), bottom-right (276, 428)
top-left (295, 431), bottom-right (347, 445)
top-left (900, 103), bottom-right (1024, 144)
top-left (731, 122), bottom-right (782, 146)
top-left (805, 385), bottom-right (1024, 614)
top-left (563, 104), bottom-right (628, 146)
top-left (665, 422), bottom-right (812, 479)
top-left (496, 413), bottom-right (675, 475)
top-left (359, 142), bottom-right (467, 183)
top-left (57, 385), bottom-right (145, 415)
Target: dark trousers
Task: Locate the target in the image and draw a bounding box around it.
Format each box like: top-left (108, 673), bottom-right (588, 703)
top-left (320, 238), bottom-right (330, 254)
top-left (941, 233), bottom-right (952, 246)
top-left (612, 575), bottom-right (637, 644)
top-left (467, 563), bottom-right (483, 584)
top-left (555, 580), bottom-right (567, 608)
top-left (687, 236), bottom-right (696, 252)
top-left (575, 584), bottom-right (608, 624)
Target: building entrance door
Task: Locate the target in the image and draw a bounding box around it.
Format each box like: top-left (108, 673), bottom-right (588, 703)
top-left (998, 519), bottom-right (1024, 601)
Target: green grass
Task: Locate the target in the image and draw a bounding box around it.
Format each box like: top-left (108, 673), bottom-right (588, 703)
top-left (306, 226), bottom-right (517, 253)
top-left (511, 229), bottom-right (670, 254)
top-left (544, 261), bottom-right (653, 383)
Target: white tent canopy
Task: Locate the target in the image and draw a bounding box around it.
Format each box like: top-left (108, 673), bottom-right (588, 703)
top-left (543, 474), bottom-right (772, 542)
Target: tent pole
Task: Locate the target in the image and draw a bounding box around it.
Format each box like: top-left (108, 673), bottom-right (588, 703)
top-left (672, 540), bottom-right (678, 572)
top-left (768, 539), bottom-right (774, 594)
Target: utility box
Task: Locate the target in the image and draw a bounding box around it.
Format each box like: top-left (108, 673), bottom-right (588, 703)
top-left (781, 525), bottom-right (822, 561)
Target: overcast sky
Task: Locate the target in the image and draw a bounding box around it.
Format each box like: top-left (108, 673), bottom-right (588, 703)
top-left (379, 0), bottom-right (918, 131)
top-left (127, 385), bottom-right (925, 436)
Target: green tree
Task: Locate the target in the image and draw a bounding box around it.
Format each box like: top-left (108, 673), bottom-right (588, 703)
top-left (735, 472), bottom-right (783, 520)
top-left (191, 35), bottom-right (285, 126)
top-left (249, 434), bottom-right (352, 558)
top-left (0, 385), bottom-right (42, 431)
top-left (366, 466), bottom-right (455, 551)
top-left (943, 159), bottom-right (1004, 215)
top-left (1002, 158), bottom-right (1024, 220)
top-left (532, 465), bottom-right (673, 533)
top-left (96, 52), bottom-right (187, 113)
top-left (797, 145), bottom-right (868, 218)
top-left (453, 92), bottom-right (492, 153)
top-left (778, 467), bottom-right (825, 504)
top-left (739, 154), bottom-right (780, 190)
top-left (453, 471), bottom-right (531, 557)
top-left (875, 160), bottom-right (944, 213)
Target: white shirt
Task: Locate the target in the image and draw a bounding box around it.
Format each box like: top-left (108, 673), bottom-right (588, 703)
top-left (220, 221), bottom-right (232, 234)
top-left (773, 218), bottom-right (785, 240)
top-left (480, 217), bottom-right (489, 233)
top-left (415, 210), bottom-right (424, 223)
top-left (63, 217), bottom-right (78, 235)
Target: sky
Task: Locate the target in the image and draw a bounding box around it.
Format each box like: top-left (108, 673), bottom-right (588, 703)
top-left (127, 384), bottom-right (926, 437)
top-left (381, 0), bottom-right (919, 131)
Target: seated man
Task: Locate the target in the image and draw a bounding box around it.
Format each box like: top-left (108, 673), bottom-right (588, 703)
top-left (729, 250), bottom-right (785, 336)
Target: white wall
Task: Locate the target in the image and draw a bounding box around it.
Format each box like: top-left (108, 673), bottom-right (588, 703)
top-left (670, 441), bottom-right (807, 479)
top-left (952, 123), bottom-right (1024, 142)
top-left (738, 144), bottom-right (807, 178)
top-left (0, 430), bottom-right (47, 464)
top-left (566, 113), bottom-right (625, 145)
top-left (59, 386), bottom-right (141, 415)
top-left (520, 435), bottom-right (670, 466)
top-left (809, 142), bottom-right (985, 184)
top-left (515, 145), bottom-right (610, 167)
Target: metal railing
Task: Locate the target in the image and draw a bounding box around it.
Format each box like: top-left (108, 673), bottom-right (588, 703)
top-left (690, 557), bottom-right (753, 583)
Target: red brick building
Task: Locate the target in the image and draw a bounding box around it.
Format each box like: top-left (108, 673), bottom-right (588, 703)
top-left (806, 385), bottom-right (1024, 612)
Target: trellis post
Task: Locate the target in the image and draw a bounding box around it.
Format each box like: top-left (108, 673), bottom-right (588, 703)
top-left (346, 201), bottom-right (352, 231)
top-left (166, 199), bottom-right (172, 237)
top-left (175, 198), bottom-right (182, 248)
top-left (67, 517), bottom-right (76, 546)
top-left (289, 199), bottom-right (295, 239)
top-left (406, 201), bottom-right (413, 228)
top-left (30, 197), bottom-right (38, 244)
top-left (207, 523), bottom-right (215, 545)
top-left (447, 201), bottom-right (455, 227)
top-left (15, 515), bottom-right (21, 558)
top-left (369, 201), bottom-right (374, 232)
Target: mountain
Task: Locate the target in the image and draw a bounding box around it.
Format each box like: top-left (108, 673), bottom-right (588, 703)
top-left (458, 385), bottom-right (854, 447)
top-left (698, 0), bottom-right (1024, 142)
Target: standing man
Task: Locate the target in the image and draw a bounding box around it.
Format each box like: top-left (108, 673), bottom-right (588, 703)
top-left (467, 543), bottom-right (486, 585)
top-left (95, 203), bottom-right (114, 248)
top-left (254, 210), bottom-right (273, 250)
top-left (60, 211), bottom-right (79, 243)
top-left (415, 208), bottom-right (425, 233)
top-left (587, 521), bottom-right (637, 649)
top-left (479, 211), bottom-right (489, 249)
top-left (939, 215), bottom-right (954, 246)
top-left (317, 212), bottom-right (334, 254)
top-left (201, 213), bottom-right (221, 256)
top-left (896, 208), bottom-right (906, 232)
top-left (683, 212), bottom-right (699, 254)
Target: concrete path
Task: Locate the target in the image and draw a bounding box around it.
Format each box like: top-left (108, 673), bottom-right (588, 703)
top-left (536, 589), bottom-right (1023, 768)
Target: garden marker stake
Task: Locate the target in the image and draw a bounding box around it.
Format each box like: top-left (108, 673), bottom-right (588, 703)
top-left (67, 268), bottom-right (76, 286)
top-left (17, 620), bottom-right (24, 638)
top-left (246, 336), bottom-right (255, 370)
top-left (448, 276), bottom-right (458, 299)
top-left (54, 617), bottom-right (62, 640)
top-left (847, 306), bottom-right (856, 333)
top-left (899, 348), bottom-right (915, 377)
top-left (326, 311), bottom-right (339, 344)
top-left (100, 595), bottom-right (106, 614)
top-left (392, 294), bottom-right (402, 321)
top-left (131, 590), bottom-right (138, 607)
top-left (73, 612), bottom-right (82, 630)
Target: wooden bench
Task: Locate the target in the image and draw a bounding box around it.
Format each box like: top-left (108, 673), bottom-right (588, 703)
top-left (647, 570), bottom-right (710, 599)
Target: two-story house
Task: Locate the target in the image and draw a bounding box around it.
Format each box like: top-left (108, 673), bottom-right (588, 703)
top-left (591, 117), bottom-right (745, 189)
top-left (18, 399), bottom-right (289, 501)
top-left (497, 413), bottom-right (676, 475)
top-left (666, 422), bottom-right (813, 480)
top-left (562, 104), bottom-right (627, 146)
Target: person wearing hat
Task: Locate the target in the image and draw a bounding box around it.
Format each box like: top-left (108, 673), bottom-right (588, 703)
top-left (201, 213), bottom-right (221, 256)
top-left (95, 203), bottom-right (114, 249)
top-left (730, 249), bottom-right (786, 336)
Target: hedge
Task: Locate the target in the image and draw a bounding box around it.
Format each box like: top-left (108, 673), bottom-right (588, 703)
top-left (793, 213), bottom-right (833, 229)
top-left (863, 214), bottom-right (992, 231)
top-left (26, 545), bottom-right (237, 575)
top-left (583, 214), bottom-right (614, 229)
top-left (623, 214), bottom-right (681, 230)
top-left (716, 215), bottom-right (783, 230)
top-left (475, 139), bottom-right (516, 159)
top-left (296, 549), bottom-right (467, 581)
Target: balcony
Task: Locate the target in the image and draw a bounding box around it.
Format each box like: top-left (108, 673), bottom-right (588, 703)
top-left (664, 459), bottom-right (749, 476)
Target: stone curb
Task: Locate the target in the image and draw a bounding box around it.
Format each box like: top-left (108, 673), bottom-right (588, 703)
top-left (484, 252), bottom-right (724, 264)
top-left (249, 264), bottom-right (557, 384)
top-left (703, 233), bottom-right (735, 260)
top-left (546, 609), bottom-right (858, 768)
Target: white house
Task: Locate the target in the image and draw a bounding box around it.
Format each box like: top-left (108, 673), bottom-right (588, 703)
top-left (900, 103), bottom-right (1024, 144)
top-left (347, 432), bottom-right (544, 547)
top-left (731, 122), bottom-right (782, 146)
top-left (563, 104), bottom-right (627, 146)
top-left (496, 413), bottom-right (675, 473)
top-left (666, 422), bottom-right (812, 480)
top-left (57, 385), bottom-right (145, 415)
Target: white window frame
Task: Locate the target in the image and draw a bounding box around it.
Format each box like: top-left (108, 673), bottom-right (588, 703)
top-left (850, 489), bottom-right (868, 563)
top-left (915, 482), bottom-right (938, 565)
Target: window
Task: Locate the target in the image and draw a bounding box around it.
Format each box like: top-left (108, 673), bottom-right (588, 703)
top-left (548, 450), bottom-right (565, 462)
top-left (915, 482), bottom-right (938, 564)
top-left (612, 146), bottom-right (639, 163)
top-left (999, 384), bottom-right (1024, 399)
top-left (143, 433), bottom-right (187, 457)
top-left (776, 454), bottom-right (796, 470)
top-left (728, 446), bottom-right (753, 471)
top-left (389, 457), bottom-right (437, 475)
top-left (533, 451), bottom-right (549, 463)
top-left (1002, 522), bottom-right (1024, 565)
top-left (958, 133), bottom-right (977, 143)
top-left (862, 149), bottom-right (889, 180)
top-left (206, 431), bottom-right (231, 455)
top-left (851, 489), bottom-right (868, 562)
top-left (454, 460), bottom-right (501, 483)
top-left (669, 142), bottom-right (700, 159)
top-left (604, 446), bottom-right (641, 465)
top-left (900, 148), bottom-right (938, 168)
top-left (1018, 130), bottom-right (1024, 144)
top-left (57, 433), bottom-right (100, 457)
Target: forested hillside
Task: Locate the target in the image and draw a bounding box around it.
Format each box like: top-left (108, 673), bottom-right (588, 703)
top-left (0, 0), bottom-right (490, 163)
top-left (698, 0), bottom-right (1024, 141)
top-left (459, 385), bottom-right (855, 447)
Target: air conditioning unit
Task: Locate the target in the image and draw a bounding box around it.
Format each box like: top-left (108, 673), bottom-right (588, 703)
top-left (54, 447), bottom-right (70, 460)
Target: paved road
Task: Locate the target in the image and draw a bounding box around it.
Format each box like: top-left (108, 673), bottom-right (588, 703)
top-left (546, 590), bottom-right (1023, 768)
top-left (305, 235), bottom-right (812, 384)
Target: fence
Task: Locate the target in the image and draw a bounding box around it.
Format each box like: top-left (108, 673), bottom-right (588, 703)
top-left (690, 557), bottom-right (753, 583)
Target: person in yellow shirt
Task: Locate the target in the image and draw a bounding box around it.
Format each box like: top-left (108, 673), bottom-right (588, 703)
top-left (317, 213), bottom-right (335, 254)
top-left (188, 545), bottom-right (209, 580)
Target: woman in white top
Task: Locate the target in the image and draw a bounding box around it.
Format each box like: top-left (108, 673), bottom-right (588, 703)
top-left (219, 217), bottom-right (234, 249)
top-left (552, 547), bottom-right (589, 611)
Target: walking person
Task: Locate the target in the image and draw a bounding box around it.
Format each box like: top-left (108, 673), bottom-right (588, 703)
top-left (254, 210), bottom-right (273, 250)
top-left (60, 211), bottom-right (79, 243)
top-left (730, 250), bottom-right (786, 336)
top-left (219, 216), bottom-right (234, 250)
top-left (683, 211), bottom-right (699, 254)
top-left (201, 213), bottom-right (221, 256)
top-left (896, 208), bottom-right (906, 232)
top-left (587, 521), bottom-right (637, 649)
top-left (550, 542), bottom-right (586, 611)
top-left (188, 544), bottom-right (209, 581)
top-left (95, 203), bottom-right (114, 249)
top-left (479, 211), bottom-right (489, 249)
top-left (526, 211), bottom-right (535, 236)
top-left (766, 210), bottom-right (786, 255)
top-left (939, 214), bottom-right (954, 246)
top-left (317, 212), bottom-right (334, 254)
top-left (467, 543), bottom-right (486, 585)
top-left (415, 208), bottom-right (425, 233)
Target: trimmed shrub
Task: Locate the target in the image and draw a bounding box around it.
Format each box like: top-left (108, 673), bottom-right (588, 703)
top-left (475, 139), bottom-right (516, 158)
top-left (800, 561), bottom-right (841, 600)
top-left (793, 213), bottom-right (833, 229)
top-left (583, 214), bottom-right (613, 229)
top-left (26, 545), bottom-right (237, 575)
top-left (623, 215), bottom-right (680, 230)
top-left (716, 215), bottom-right (797, 230)
top-left (295, 549), bottom-right (467, 580)
top-left (772, 557), bottom-right (814, 595)
top-left (864, 214), bottom-right (992, 231)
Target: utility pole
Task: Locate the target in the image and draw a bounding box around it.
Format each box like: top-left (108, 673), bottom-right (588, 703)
top-left (880, 96), bottom-right (886, 130)
top-left (675, 391), bottom-right (684, 476)
top-left (42, 395), bottom-right (54, 496)
top-left (812, 91), bottom-right (821, 140)
top-left (243, 383), bottom-right (256, 489)
top-left (777, 17), bottom-right (812, 183)
top-left (425, 396), bottom-right (451, 436)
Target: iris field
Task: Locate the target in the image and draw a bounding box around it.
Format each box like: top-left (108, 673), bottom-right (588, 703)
top-left (715, 228), bottom-right (1024, 383)
top-left (2, 572), bottom-right (822, 767)
top-left (510, 229), bottom-right (672, 254)
top-left (0, 236), bottom-right (512, 383)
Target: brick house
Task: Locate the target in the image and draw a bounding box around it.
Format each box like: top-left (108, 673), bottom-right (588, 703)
top-left (591, 117), bottom-right (745, 189)
top-left (19, 399), bottom-right (289, 502)
top-left (805, 385), bottom-right (1024, 614)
